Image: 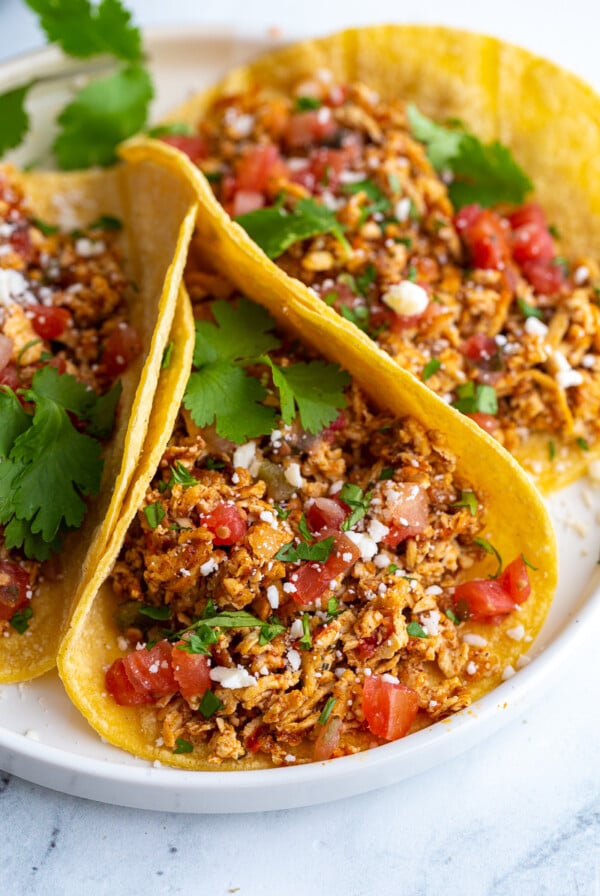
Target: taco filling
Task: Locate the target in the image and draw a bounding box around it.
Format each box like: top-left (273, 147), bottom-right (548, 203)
top-left (102, 292), bottom-right (541, 767)
top-left (167, 71), bottom-right (600, 487)
top-left (0, 168), bottom-right (139, 634)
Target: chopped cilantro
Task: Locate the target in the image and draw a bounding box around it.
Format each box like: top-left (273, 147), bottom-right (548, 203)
top-left (340, 178), bottom-right (391, 218)
top-left (173, 737), bottom-right (193, 754)
top-left (147, 122), bottom-right (193, 138)
top-left (274, 503), bottom-right (292, 521)
top-left (33, 218), bottom-right (59, 236)
top-left (386, 564), bottom-right (399, 575)
top-left (388, 172), bottom-right (401, 194)
top-left (298, 513), bottom-right (313, 543)
top-left (407, 104), bottom-right (532, 208)
top-left (318, 696), bottom-right (337, 725)
top-left (299, 613), bottom-right (312, 650)
top-left (407, 620), bottom-right (428, 638)
top-left (444, 608), bottom-right (460, 625)
top-left (422, 358), bottom-right (442, 381)
top-left (205, 457), bottom-right (225, 471)
top-left (379, 467), bottom-right (395, 481)
top-left (407, 265), bottom-right (418, 282)
top-left (0, 379), bottom-right (105, 561)
top-left (9, 606), bottom-right (33, 634)
top-left (259, 617), bottom-right (285, 645)
top-left (198, 690), bottom-right (223, 720)
top-left (143, 502), bottom-right (165, 529)
top-left (161, 341), bottom-right (174, 370)
top-left (452, 381), bottom-right (498, 415)
top-left (0, 83), bottom-right (32, 156)
top-left (183, 299), bottom-right (349, 443)
top-left (236, 197), bottom-right (350, 259)
top-left (521, 554), bottom-right (538, 571)
top-left (295, 96), bottom-right (322, 111)
top-left (326, 597), bottom-right (341, 618)
top-left (176, 627), bottom-right (218, 656)
top-left (88, 214), bottom-right (122, 231)
top-left (517, 297), bottom-right (543, 320)
top-left (548, 440), bottom-right (556, 461)
top-left (474, 536), bottom-right (503, 578)
top-left (168, 461), bottom-right (197, 488)
top-left (450, 490), bottom-right (478, 516)
top-left (275, 536), bottom-right (335, 563)
top-left (355, 263), bottom-right (377, 297)
top-left (548, 224), bottom-right (560, 239)
top-left (323, 290), bottom-right (338, 306)
top-left (576, 437), bottom-right (589, 451)
top-left (340, 483), bottom-right (372, 531)
top-left (340, 304), bottom-right (369, 331)
top-left (139, 605), bottom-right (172, 621)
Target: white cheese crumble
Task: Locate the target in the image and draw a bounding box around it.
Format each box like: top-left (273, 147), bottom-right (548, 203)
top-left (329, 479), bottom-right (344, 495)
top-left (345, 530), bottom-right (378, 561)
top-left (259, 510), bottom-right (277, 525)
top-left (381, 673), bottom-right (399, 684)
top-left (420, 610), bottom-right (441, 637)
top-left (0, 269), bottom-right (30, 308)
top-left (556, 369), bottom-right (584, 389)
top-left (199, 558), bottom-right (218, 577)
top-left (424, 585), bottom-right (443, 596)
top-left (516, 654), bottom-right (531, 669)
top-left (524, 316), bottom-right (548, 338)
top-left (284, 462), bottom-right (304, 489)
top-left (466, 661), bottom-right (477, 676)
top-left (75, 237), bottom-right (105, 257)
top-left (289, 619), bottom-right (304, 640)
top-left (501, 665), bottom-right (516, 681)
top-left (266, 585), bottom-right (279, 609)
top-left (573, 265), bottom-right (589, 285)
top-left (209, 666), bottom-right (257, 689)
top-left (394, 197), bottom-right (411, 222)
top-left (367, 518), bottom-right (390, 544)
top-left (506, 624), bottom-right (525, 642)
top-left (382, 280), bottom-right (429, 317)
top-left (374, 552), bottom-right (392, 569)
top-left (462, 633), bottom-right (488, 647)
top-left (233, 441), bottom-right (257, 470)
top-left (287, 649), bottom-right (302, 671)
top-left (283, 582), bottom-right (297, 594)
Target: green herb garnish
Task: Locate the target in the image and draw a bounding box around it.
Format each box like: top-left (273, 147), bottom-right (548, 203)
top-left (139, 605), bottom-right (172, 621)
top-left (379, 467), bottom-right (394, 481)
top-left (295, 96), bottom-right (322, 111)
top-left (445, 608), bottom-right (460, 625)
top-left (299, 613), bottom-right (312, 650)
top-left (576, 437), bottom-right (589, 451)
top-left (326, 597), bottom-right (341, 618)
top-left (198, 690), bottom-right (224, 720)
top-left (259, 617), bottom-right (286, 645)
top-left (161, 341), bottom-right (174, 370)
top-left (235, 197), bottom-right (350, 259)
top-left (474, 536), bottom-right (503, 578)
top-left (143, 502), bottom-right (165, 529)
top-left (318, 696), bottom-right (337, 725)
top-left (340, 483), bottom-right (372, 531)
top-left (517, 297), bottom-right (543, 320)
top-left (9, 606), bottom-right (33, 634)
top-left (147, 122), bottom-right (192, 138)
top-left (450, 490), bottom-right (478, 516)
top-left (274, 536), bottom-right (335, 564)
top-left (407, 104), bottom-right (532, 208)
top-left (407, 620), bottom-right (428, 638)
top-left (452, 381), bottom-right (498, 416)
top-left (173, 737), bottom-right (194, 754)
top-left (422, 358), bottom-right (442, 381)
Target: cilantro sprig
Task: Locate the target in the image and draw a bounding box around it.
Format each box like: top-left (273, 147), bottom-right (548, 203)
top-left (0, 0), bottom-right (153, 167)
top-left (340, 483), bottom-right (372, 531)
top-left (235, 197), bottom-right (351, 259)
top-left (407, 104), bottom-right (532, 209)
top-left (183, 298), bottom-right (350, 444)
top-left (0, 366), bottom-right (118, 561)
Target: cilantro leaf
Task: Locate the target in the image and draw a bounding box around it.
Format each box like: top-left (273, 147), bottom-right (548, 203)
top-left (9, 606), bottom-right (33, 634)
top-left (275, 536), bottom-right (334, 563)
top-left (198, 690), bottom-right (223, 720)
top-left (407, 620), bottom-right (428, 638)
top-left (299, 612), bottom-right (312, 650)
top-left (0, 83), bottom-right (32, 156)
top-left (193, 298), bottom-right (280, 367)
top-left (340, 483), bottom-right (372, 531)
top-left (318, 696), bottom-right (337, 725)
top-left (265, 358), bottom-right (350, 434)
top-left (3, 517), bottom-right (62, 561)
top-left (53, 63), bottom-right (153, 169)
top-left (185, 362), bottom-right (277, 444)
top-left (147, 122), bottom-right (193, 138)
top-left (26, 0), bottom-right (142, 62)
top-left (474, 537), bottom-right (503, 578)
top-left (259, 617), bottom-right (286, 645)
top-left (85, 381), bottom-right (121, 438)
top-left (173, 737), bottom-right (193, 754)
top-left (0, 394), bottom-right (103, 552)
top-left (407, 103), bottom-right (532, 208)
top-left (0, 389), bottom-right (30, 457)
top-left (450, 490), bottom-right (478, 516)
top-left (139, 605), bottom-right (172, 621)
top-left (452, 381), bottom-right (498, 415)
top-left (423, 358), bottom-right (442, 381)
top-left (31, 366), bottom-right (120, 439)
top-left (236, 197), bottom-right (350, 259)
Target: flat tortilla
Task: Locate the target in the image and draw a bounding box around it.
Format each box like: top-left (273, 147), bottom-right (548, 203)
top-left (57, 138), bottom-right (557, 770)
top-left (0, 142), bottom-right (198, 682)
top-left (166, 24), bottom-right (600, 492)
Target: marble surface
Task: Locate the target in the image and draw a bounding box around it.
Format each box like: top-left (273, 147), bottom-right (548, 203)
top-left (1, 1), bottom-right (600, 893)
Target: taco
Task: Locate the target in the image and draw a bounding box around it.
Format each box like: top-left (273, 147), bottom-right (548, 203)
top-left (161, 25), bottom-right (600, 493)
top-left (58, 142), bottom-right (556, 769)
top-left (0, 142), bottom-right (198, 682)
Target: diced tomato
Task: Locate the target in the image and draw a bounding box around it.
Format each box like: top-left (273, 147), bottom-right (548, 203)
top-left (105, 658), bottom-right (154, 706)
top-left (160, 134), bottom-right (207, 163)
top-left (122, 639), bottom-right (178, 698)
top-left (362, 674), bottom-right (419, 741)
top-left (321, 411), bottom-right (347, 444)
top-left (460, 333), bottom-right (503, 371)
top-left (171, 643), bottom-right (211, 700)
top-left (454, 205), bottom-right (511, 270)
top-left (453, 579), bottom-right (516, 622)
top-left (497, 556), bottom-right (531, 604)
top-left (306, 497), bottom-right (348, 533)
top-left (0, 362), bottom-right (20, 390)
top-left (357, 621), bottom-right (395, 660)
top-left (520, 259), bottom-right (565, 295)
top-left (506, 202), bottom-right (547, 231)
top-left (465, 412), bottom-right (500, 435)
top-left (314, 715), bottom-right (343, 761)
top-left (0, 560), bottom-right (30, 622)
top-left (284, 109), bottom-right (336, 149)
top-left (232, 190), bottom-right (264, 216)
top-left (383, 483), bottom-right (428, 548)
top-left (101, 324), bottom-right (141, 377)
top-left (387, 300), bottom-right (444, 334)
top-left (246, 725), bottom-right (267, 753)
top-left (29, 304), bottom-right (72, 340)
top-left (9, 225), bottom-right (33, 261)
top-left (290, 531), bottom-right (360, 606)
top-left (234, 144), bottom-right (283, 193)
top-left (203, 502), bottom-right (247, 546)
top-left (511, 222), bottom-right (554, 266)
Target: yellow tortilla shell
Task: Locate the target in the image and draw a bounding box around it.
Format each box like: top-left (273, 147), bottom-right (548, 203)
top-left (167, 24), bottom-right (600, 492)
top-left (57, 138), bottom-right (557, 770)
top-left (0, 142), bottom-right (198, 682)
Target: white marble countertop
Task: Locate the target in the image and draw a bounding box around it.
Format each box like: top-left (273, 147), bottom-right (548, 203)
top-left (1, 1), bottom-right (600, 893)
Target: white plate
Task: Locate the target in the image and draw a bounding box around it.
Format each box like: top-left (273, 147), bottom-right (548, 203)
top-left (1, 29), bottom-right (599, 814)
